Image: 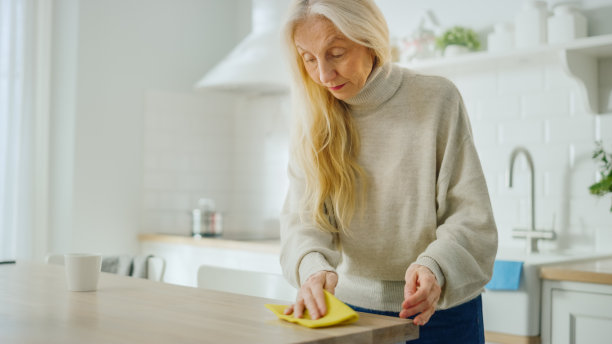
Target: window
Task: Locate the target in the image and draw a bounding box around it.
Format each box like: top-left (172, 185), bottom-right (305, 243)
top-left (0, 0), bottom-right (26, 261)
top-left (0, 0), bottom-right (50, 261)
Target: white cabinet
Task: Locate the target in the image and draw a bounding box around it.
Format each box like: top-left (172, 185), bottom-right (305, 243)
top-left (140, 236), bottom-right (282, 287)
top-left (541, 280), bottom-right (612, 344)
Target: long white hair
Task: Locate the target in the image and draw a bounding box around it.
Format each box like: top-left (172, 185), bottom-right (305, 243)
top-left (283, 0), bottom-right (390, 233)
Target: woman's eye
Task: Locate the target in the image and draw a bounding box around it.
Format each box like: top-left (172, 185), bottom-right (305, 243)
top-left (302, 54), bottom-right (316, 63)
top-left (329, 49), bottom-right (345, 59)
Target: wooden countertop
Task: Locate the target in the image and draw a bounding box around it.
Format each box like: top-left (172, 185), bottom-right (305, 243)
top-left (1, 263), bottom-right (418, 343)
top-left (540, 256), bottom-right (612, 285)
top-left (139, 233), bottom-right (280, 254)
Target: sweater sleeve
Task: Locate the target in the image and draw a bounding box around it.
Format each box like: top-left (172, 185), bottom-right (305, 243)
top-left (279, 159), bottom-right (341, 288)
top-left (415, 89), bottom-right (498, 309)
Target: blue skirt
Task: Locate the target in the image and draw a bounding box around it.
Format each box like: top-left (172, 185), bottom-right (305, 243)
top-left (348, 295), bottom-right (484, 344)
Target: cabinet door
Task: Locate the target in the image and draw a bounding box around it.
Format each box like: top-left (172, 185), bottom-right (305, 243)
top-left (551, 289), bottom-right (612, 344)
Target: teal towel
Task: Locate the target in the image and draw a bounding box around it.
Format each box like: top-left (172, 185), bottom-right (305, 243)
top-left (485, 260), bottom-right (523, 290)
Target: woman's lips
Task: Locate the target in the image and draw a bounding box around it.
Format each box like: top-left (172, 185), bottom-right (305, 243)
top-left (329, 83), bottom-right (346, 91)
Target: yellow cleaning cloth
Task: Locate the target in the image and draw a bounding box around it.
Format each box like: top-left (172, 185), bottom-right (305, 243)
top-left (265, 290), bottom-right (359, 328)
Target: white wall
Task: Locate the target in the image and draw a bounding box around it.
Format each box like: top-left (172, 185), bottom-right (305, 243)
top-left (49, 0), bottom-right (251, 255)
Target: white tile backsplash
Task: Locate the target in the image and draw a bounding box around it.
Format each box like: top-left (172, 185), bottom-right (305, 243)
top-left (141, 90), bottom-right (290, 237)
top-left (498, 120), bottom-right (545, 144)
top-left (476, 95), bottom-right (521, 120)
top-left (522, 91), bottom-right (570, 118)
top-left (450, 72), bottom-right (498, 97)
top-left (498, 66), bottom-right (545, 94)
top-left (544, 65), bottom-right (576, 91)
top-left (142, 91), bottom-right (236, 235)
top-left (545, 117), bottom-right (596, 143)
top-left (597, 113), bottom-right (612, 141)
top-left (449, 61), bottom-right (612, 252)
top-left (143, 172), bottom-right (177, 190)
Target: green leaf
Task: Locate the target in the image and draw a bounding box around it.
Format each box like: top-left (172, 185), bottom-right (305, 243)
top-left (436, 26), bottom-right (481, 51)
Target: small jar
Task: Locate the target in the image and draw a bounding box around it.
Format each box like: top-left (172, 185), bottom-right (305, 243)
top-left (191, 209), bottom-right (202, 237)
top-left (488, 22), bottom-right (514, 53)
top-left (547, 5), bottom-right (587, 44)
top-left (514, 0), bottom-right (548, 48)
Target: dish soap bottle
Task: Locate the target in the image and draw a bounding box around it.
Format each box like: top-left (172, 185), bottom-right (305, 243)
top-left (547, 4), bottom-right (587, 44)
top-left (514, 0), bottom-right (548, 48)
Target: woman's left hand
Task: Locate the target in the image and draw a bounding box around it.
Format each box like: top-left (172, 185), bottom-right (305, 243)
top-left (399, 264), bottom-right (441, 326)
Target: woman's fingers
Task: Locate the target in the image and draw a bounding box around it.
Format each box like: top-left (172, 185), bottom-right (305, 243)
top-left (404, 267), bottom-right (418, 299)
top-left (401, 264), bottom-right (441, 325)
top-left (301, 288), bottom-right (322, 319)
top-left (402, 275), bottom-right (433, 309)
top-left (399, 290), bottom-right (438, 322)
top-left (291, 270), bottom-right (338, 320)
top-left (314, 284), bottom-right (328, 317)
top-left (413, 303), bottom-right (436, 325)
top-left (324, 271), bottom-right (338, 294)
top-left (412, 291), bottom-right (438, 325)
top-left (294, 296), bottom-right (306, 318)
top-left (401, 284), bottom-right (428, 309)
top-left (399, 297), bottom-right (429, 319)
top-left (283, 304), bottom-right (294, 315)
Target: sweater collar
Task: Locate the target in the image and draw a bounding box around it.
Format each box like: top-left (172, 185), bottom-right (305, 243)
top-left (343, 62), bottom-right (402, 113)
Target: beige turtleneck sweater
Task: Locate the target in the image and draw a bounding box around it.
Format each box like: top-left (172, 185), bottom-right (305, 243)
top-left (280, 63), bottom-right (498, 311)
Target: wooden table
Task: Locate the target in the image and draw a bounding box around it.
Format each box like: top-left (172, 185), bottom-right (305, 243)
top-left (0, 263), bottom-right (418, 343)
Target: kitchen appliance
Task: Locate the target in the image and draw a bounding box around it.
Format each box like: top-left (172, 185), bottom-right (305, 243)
top-left (192, 198), bottom-right (223, 237)
top-left (194, 0), bottom-right (290, 93)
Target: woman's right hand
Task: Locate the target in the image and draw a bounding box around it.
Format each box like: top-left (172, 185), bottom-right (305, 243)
top-left (283, 270), bottom-right (338, 320)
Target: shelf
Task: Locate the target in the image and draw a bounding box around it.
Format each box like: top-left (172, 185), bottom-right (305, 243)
top-left (399, 34), bottom-right (612, 114)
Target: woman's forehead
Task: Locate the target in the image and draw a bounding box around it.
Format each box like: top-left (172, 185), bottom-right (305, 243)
top-left (293, 16), bottom-right (349, 52)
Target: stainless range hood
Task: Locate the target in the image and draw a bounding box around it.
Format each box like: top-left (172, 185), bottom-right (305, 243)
top-left (195, 0), bottom-right (290, 94)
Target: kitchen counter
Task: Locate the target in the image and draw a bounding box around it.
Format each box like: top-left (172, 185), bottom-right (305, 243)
top-left (139, 233), bottom-right (283, 286)
top-left (540, 256), bottom-right (612, 343)
top-left (139, 233), bottom-right (280, 254)
top-left (540, 256), bottom-right (612, 285)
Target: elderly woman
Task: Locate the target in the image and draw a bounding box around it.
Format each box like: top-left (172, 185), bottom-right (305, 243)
top-left (279, 0), bottom-right (498, 343)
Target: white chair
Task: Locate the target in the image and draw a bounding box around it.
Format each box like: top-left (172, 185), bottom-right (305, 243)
top-left (44, 253), bottom-right (65, 265)
top-left (197, 265), bottom-right (297, 302)
top-left (147, 256), bottom-right (166, 282)
top-left (44, 253), bottom-right (165, 282)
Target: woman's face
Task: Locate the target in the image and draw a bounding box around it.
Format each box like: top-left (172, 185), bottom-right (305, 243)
top-left (293, 16), bottom-right (375, 101)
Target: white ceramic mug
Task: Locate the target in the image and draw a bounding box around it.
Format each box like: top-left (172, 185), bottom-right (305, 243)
top-left (64, 253), bottom-right (102, 292)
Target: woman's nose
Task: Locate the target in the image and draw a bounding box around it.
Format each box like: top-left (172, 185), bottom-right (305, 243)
top-left (318, 60), bottom-right (336, 84)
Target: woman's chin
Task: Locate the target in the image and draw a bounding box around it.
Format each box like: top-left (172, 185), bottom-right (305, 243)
top-left (329, 88), bottom-right (355, 101)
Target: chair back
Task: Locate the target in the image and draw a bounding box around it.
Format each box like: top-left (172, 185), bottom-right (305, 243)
top-left (44, 253), bottom-right (165, 282)
top-left (147, 256), bottom-right (166, 282)
top-left (44, 253), bottom-right (64, 265)
top-left (197, 265), bottom-right (297, 302)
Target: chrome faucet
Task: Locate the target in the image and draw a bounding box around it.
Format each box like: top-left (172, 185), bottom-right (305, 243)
top-left (508, 146), bottom-right (555, 254)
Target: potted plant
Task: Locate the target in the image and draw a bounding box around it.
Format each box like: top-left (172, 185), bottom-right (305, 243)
top-left (589, 141), bottom-right (612, 212)
top-left (436, 26), bottom-right (481, 57)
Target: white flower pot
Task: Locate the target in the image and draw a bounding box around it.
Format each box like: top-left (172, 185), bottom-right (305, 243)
top-left (443, 44), bottom-right (470, 57)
